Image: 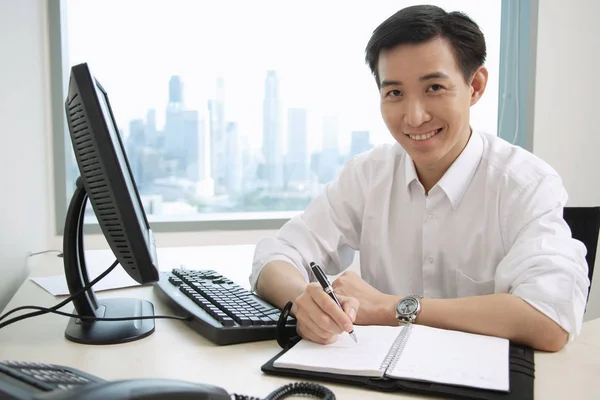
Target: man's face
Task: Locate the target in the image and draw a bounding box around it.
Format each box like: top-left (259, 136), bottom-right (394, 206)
top-left (378, 37), bottom-right (486, 171)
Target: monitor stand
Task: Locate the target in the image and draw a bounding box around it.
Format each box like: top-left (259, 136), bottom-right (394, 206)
top-left (62, 177), bottom-right (155, 345)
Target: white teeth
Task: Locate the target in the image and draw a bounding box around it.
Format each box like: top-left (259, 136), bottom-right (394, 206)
top-left (408, 129), bottom-right (439, 141)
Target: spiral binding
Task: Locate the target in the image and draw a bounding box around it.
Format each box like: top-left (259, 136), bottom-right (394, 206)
top-left (379, 324), bottom-right (414, 373)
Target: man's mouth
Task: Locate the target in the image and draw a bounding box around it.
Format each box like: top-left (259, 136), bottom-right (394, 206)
top-left (406, 128), bottom-right (443, 141)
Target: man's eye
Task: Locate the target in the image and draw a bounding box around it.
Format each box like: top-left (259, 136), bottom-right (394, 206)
top-left (387, 89), bottom-right (402, 97)
top-left (427, 84), bottom-right (444, 92)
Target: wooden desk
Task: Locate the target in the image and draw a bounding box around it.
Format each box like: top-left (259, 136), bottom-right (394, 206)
top-left (0, 245), bottom-right (599, 399)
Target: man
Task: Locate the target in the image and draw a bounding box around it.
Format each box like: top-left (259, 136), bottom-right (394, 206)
top-left (250, 5), bottom-right (589, 352)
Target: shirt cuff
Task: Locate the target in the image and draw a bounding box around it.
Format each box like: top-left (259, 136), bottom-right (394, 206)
top-left (514, 290), bottom-right (584, 343)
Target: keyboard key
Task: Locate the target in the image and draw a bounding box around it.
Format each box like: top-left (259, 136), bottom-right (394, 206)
top-left (221, 317), bottom-right (235, 327)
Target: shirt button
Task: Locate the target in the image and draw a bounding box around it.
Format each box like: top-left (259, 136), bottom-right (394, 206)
top-left (427, 214), bottom-right (435, 219)
top-left (427, 257), bottom-right (434, 264)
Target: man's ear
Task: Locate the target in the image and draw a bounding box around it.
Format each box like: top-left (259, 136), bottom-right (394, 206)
top-left (469, 66), bottom-right (488, 106)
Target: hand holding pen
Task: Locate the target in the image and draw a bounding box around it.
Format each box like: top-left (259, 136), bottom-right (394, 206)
top-left (310, 262), bottom-right (358, 343)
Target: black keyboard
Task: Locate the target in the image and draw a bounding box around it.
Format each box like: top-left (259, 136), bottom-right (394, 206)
top-left (154, 268), bottom-right (297, 345)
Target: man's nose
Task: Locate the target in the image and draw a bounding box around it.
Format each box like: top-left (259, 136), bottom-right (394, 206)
top-left (403, 99), bottom-right (431, 127)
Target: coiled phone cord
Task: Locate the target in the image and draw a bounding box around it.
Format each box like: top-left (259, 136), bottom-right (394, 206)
top-left (232, 381), bottom-right (336, 400)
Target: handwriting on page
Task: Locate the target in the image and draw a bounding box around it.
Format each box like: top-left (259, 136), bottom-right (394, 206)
top-left (273, 325), bottom-right (403, 377)
top-left (388, 325), bottom-right (509, 391)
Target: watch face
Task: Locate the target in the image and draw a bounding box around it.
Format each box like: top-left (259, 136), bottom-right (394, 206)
top-left (398, 298), bottom-right (418, 315)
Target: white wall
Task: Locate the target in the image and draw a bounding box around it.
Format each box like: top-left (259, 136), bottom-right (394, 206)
top-left (0, 0), bottom-right (52, 311)
top-left (531, 0), bottom-right (600, 320)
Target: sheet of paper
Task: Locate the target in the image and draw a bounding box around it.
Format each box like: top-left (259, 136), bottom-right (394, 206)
top-left (30, 267), bottom-right (142, 296)
top-left (273, 325), bottom-right (404, 377)
top-left (387, 324), bottom-right (510, 392)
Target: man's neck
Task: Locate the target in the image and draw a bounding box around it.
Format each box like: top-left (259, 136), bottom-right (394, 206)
top-left (416, 166), bottom-right (446, 194)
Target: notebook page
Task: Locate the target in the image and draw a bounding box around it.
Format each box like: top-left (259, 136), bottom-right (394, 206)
top-left (273, 325), bottom-right (404, 377)
top-left (386, 325), bottom-right (509, 391)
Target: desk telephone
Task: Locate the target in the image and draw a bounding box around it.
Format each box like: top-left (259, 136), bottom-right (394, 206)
top-left (0, 360), bottom-right (335, 400)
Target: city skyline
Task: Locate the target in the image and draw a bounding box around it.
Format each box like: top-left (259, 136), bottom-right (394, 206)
top-left (114, 69), bottom-right (374, 215)
top-left (116, 71), bottom-right (381, 156)
top-left (124, 69), bottom-right (375, 175)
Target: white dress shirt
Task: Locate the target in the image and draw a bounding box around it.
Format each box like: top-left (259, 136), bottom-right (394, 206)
top-left (250, 131), bottom-right (590, 340)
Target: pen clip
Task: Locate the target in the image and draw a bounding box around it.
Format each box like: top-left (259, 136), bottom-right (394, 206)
top-left (310, 262), bottom-right (330, 289)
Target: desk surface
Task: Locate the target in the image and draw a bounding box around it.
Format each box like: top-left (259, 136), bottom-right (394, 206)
top-left (1, 245), bottom-right (599, 399)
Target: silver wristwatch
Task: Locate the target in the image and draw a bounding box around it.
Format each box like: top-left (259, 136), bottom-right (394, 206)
top-left (395, 295), bottom-right (423, 325)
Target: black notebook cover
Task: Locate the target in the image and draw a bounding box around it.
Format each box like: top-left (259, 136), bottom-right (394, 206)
top-left (261, 340), bottom-right (535, 400)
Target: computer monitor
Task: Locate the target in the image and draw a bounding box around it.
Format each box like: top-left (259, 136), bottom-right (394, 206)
top-left (62, 62), bottom-right (160, 345)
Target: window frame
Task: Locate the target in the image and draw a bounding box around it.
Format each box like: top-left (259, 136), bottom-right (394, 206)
top-left (48, 0), bottom-right (536, 235)
top-left (496, 0), bottom-right (538, 151)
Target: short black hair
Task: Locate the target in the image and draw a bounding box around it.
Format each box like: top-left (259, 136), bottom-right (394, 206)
top-left (365, 5), bottom-right (486, 87)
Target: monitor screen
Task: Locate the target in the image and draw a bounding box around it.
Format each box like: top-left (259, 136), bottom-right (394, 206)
top-left (94, 81), bottom-right (150, 248)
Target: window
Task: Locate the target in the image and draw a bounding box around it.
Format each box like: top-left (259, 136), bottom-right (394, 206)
top-left (52, 0), bottom-right (503, 232)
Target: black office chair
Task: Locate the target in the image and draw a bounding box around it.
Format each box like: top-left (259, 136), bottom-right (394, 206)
top-left (562, 206), bottom-right (600, 298)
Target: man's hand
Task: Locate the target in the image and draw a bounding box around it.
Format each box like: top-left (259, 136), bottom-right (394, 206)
top-left (332, 271), bottom-right (397, 325)
top-left (292, 282), bottom-right (359, 344)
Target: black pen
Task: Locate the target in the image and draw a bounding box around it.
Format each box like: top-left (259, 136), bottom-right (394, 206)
top-left (310, 262), bottom-right (358, 343)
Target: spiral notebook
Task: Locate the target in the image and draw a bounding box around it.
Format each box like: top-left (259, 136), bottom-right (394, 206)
top-left (272, 324), bottom-right (510, 392)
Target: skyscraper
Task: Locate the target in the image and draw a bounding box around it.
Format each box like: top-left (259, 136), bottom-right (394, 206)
top-left (262, 70), bottom-right (284, 189)
top-left (319, 115), bottom-right (341, 183)
top-left (126, 119), bottom-right (145, 183)
top-left (350, 130), bottom-right (372, 158)
top-left (208, 77), bottom-right (226, 194)
top-left (184, 111), bottom-right (210, 191)
top-left (183, 109), bottom-right (200, 175)
top-left (286, 108), bottom-right (308, 184)
top-left (224, 122), bottom-right (242, 195)
top-left (145, 108), bottom-right (158, 148)
top-left (164, 75), bottom-right (185, 165)
top-left (169, 75), bottom-right (183, 103)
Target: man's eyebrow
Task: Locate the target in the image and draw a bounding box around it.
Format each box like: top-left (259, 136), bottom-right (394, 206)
top-left (419, 71), bottom-right (450, 81)
top-left (380, 80), bottom-right (402, 88)
top-left (380, 72), bottom-right (450, 88)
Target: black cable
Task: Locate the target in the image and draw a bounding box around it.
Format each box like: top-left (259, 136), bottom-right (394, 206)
top-left (264, 382), bottom-right (336, 400)
top-left (232, 394), bottom-right (260, 400)
top-left (28, 250), bottom-right (63, 257)
top-left (0, 259), bottom-right (120, 325)
top-left (232, 381), bottom-right (336, 400)
top-left (0, 306), bottom-right (189, 330)
top-left (0, 259), bottom-right (191, 331)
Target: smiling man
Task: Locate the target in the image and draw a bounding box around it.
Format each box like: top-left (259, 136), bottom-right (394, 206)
top-left (249, 5), bottom-right (589, 352)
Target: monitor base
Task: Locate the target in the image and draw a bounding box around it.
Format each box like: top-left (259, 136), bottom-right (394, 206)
top-left (65, 298), bottom-right (155, 345)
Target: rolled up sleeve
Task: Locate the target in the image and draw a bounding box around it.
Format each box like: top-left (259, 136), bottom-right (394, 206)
top-left (495, 175), bottom-right (590, 341)
top-left (249, 154), bottom-right (369, 291)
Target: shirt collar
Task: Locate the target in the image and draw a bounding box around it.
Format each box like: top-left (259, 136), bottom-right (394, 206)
top-left (404, 149), bottom-right (419, 193)
top-left (437, 130), bottom-right (484, 209)
top-left (404, 130), bottom-right (484, 209)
